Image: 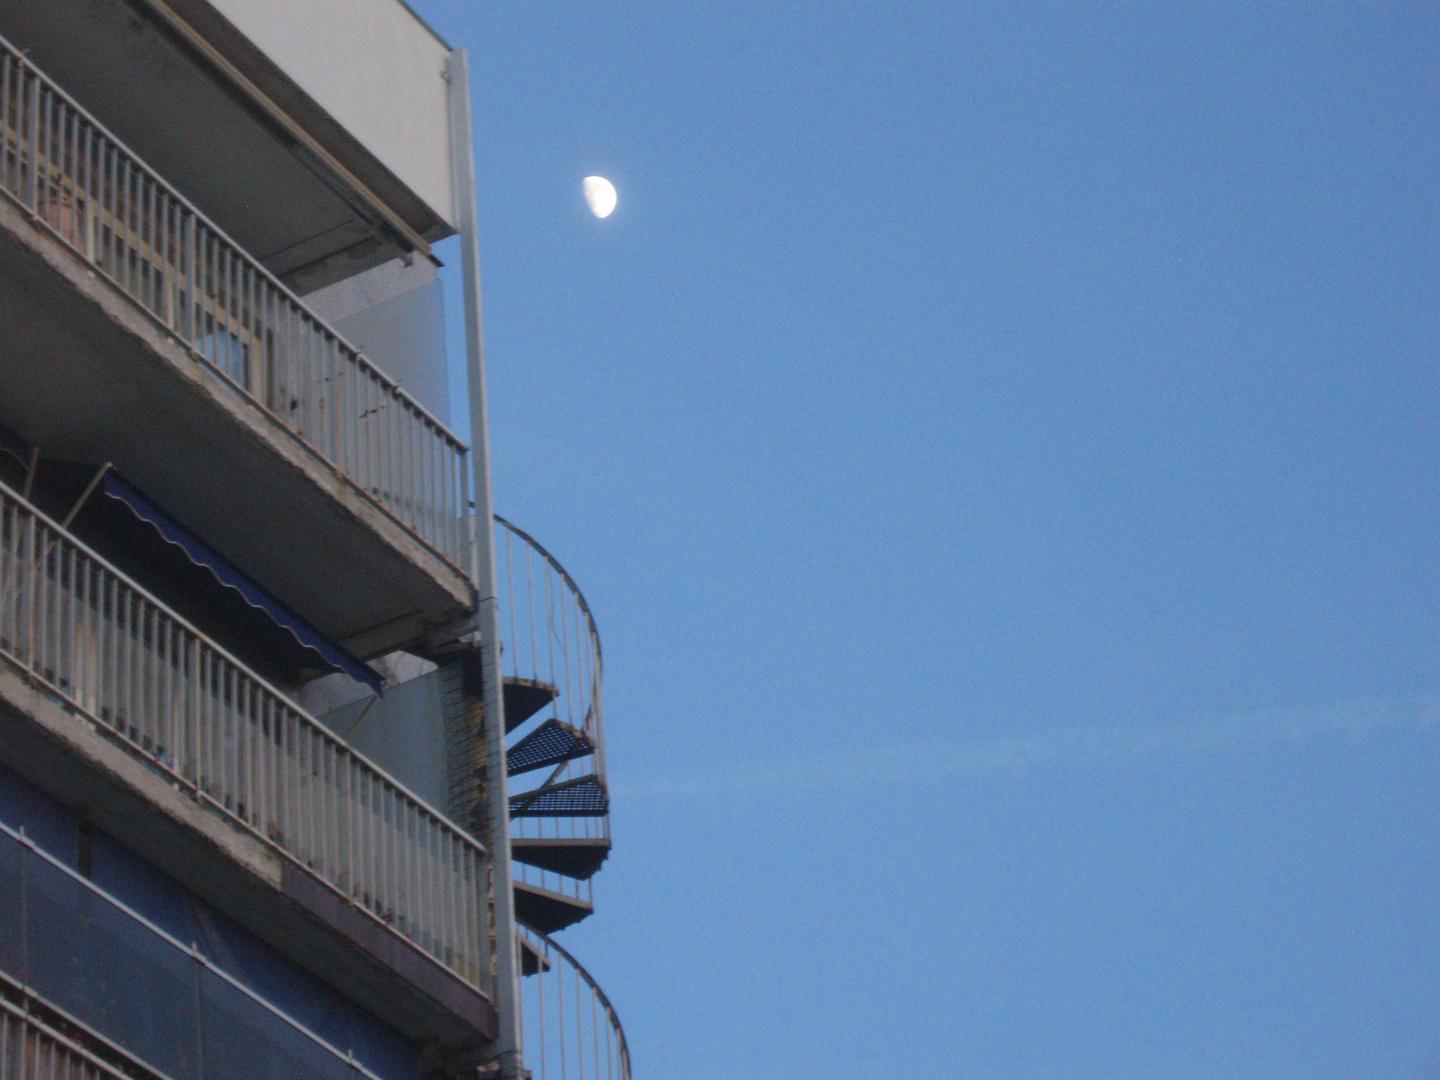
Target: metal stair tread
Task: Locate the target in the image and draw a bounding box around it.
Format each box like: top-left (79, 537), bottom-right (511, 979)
top-left (509, 774), bottom-right (609, 818)
top-left (503, 677), bottom-right (558, 732)
top-left (512, 880), bottom-right (594, 935)
top-left (518, 932), bottom-right (551, 976)
top-left (510, 837), bottom-right (611, 880)
top-left (507, 718), bottom-right (594, 776)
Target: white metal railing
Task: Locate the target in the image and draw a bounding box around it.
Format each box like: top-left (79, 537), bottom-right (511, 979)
top-left (496, 517), bottom-right (603, 749)
top-left (496, 518), bottom-right (608, 905)
top-left (519, 928), bottom-right (631, 1080)
top-left (0, 38), bottom-right (470, 568)
top-left (0, 482), bottom-right (488, 992)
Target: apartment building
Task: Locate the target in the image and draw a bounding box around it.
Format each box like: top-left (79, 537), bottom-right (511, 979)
top-left (0, 2), bottom-right (625, 1078)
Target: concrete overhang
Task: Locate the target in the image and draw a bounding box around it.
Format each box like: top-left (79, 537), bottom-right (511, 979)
top-left (0, 0), bottom-right (455, 294)
top-left (0, 182), bottom-right (473, 660)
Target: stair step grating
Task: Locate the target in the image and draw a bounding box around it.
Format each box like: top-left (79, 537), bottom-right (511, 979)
top-left (510, 774), bottom-right (609, 818)
top-left (507, 718), bottom-right (594, 777)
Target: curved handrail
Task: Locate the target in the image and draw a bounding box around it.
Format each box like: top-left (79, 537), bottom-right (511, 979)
top-left (493, 516), bottom-right (604, 746)
top-left (518, 926), bottom-right (632, 1080)
top-left (493, 515), bottom-right (603, 672)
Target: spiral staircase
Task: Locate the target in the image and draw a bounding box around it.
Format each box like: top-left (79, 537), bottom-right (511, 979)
top-left (493, 517), bottom-right (628, 1080)
top-left (496, 516), bottom-right (611, 936)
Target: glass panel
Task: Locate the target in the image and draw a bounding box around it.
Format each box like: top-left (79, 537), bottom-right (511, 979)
top-left (0, 764), bottom-right (79, 871)
top-left (199, 968), bottom-right (354, 1080)
top-left (0, 831), bottom-right (21, 980)
top-left (88, 829), bottom-right (198, 948)
top-left (23, 850), bottom-right (200, 1080)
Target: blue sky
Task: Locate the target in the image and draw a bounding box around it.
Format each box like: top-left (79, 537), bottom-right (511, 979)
top-left (411, 3), bottom-right (1439, 1077)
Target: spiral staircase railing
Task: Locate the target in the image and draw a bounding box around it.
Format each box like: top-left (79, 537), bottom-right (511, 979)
top-left (517, 926), bottom-right (632, 1080)
top-left (495, 519), bottom-right (626, 1076)
top-left (495, 517), bottom-right (610, 931)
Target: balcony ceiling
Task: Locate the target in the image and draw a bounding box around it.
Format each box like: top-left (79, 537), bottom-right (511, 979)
top-left (0, 0), bottom-right (449, 293)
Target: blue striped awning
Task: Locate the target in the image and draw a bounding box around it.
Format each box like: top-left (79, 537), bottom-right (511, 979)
top-left (100, 473), bottom-right (383, 694)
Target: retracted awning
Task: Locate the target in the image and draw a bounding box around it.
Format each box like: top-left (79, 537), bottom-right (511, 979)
top-left (100, 472), bottom-right (383, 695)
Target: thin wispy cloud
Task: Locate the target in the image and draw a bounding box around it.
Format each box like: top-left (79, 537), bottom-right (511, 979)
top-left (612, 693), bottom-right (1440, 803)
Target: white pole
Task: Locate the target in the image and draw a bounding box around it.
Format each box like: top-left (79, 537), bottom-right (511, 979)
top-left (447, 46), bottom-right (522, 1080)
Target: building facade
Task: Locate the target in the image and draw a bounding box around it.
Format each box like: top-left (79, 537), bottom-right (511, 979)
top-left (0, 2), bottom-right (625, 1078)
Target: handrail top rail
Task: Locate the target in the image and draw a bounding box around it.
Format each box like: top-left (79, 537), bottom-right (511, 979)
top-left (0, 476), bottom-right (487, 858)
top-left (494, 514), bottom-right (603, 670)
top-left (0, 31), bottom-right (468, 454)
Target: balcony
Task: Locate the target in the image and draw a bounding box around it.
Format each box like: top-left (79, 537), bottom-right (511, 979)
top-left (0, 481), bottom-right (495, 1063)
top-left (0, 37), bottom-right (473, 660)
top-left (1, 823), bottom-right (407, 1080)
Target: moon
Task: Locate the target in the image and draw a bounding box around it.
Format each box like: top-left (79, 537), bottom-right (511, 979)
top-left (583, 176), bottom-right (617, 219)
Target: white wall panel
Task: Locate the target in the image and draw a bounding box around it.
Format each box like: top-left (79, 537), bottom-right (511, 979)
top-left (208, 0), bottom-right (456, 226)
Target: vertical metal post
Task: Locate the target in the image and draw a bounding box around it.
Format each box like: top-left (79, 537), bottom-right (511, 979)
top-left (23, 65), bottom-right (37, 212)
top-left (447, 47), bottom-right (522, 1078)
